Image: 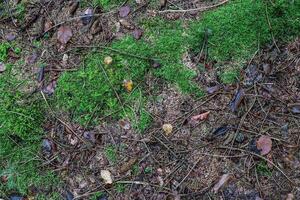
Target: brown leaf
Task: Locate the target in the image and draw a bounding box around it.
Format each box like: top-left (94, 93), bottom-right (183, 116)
top-left (26, 53), bottom-right (38, 64)
top-left (119, 19), bottom-right (134, 30)
top-left (57, 26), bottom-right (73, 44)
top-left (119, 6), bottom-right (131, 18)
top-left (119, 157), bottom-right (137, 173)
top-left (5, 32), bottom-right (16, 41)
top-left (42, 80), bottom-right (57, 95)
top-left (191, 111), bottom-right (210, 121)
top-left (44, 20), bottom-right (53, 32)
top-left (213, 174), bottom-right (231, 193)
top-left (0, 62), bottom-right (6, 73)
top-left (132, 29), bottom-right (143, 40)
top-left (119, 119), bottom-right (131, 130)
top-left (256, 135), bottom-right (272, 155)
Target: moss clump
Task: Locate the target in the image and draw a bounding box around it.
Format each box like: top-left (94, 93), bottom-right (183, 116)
top-left (0, 63), bottom-right (60, 195)
top-left (189, 0), bottom-right (300, 62)
top-left (55, 20), bottom-right (202, 128)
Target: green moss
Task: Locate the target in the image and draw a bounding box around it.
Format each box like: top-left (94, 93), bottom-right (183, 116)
top-left (220, 68), bottom-right (240, 84)
top-left (55, 19), bottom-right (202, 129)
top-left (189, 0), bottom-right (300, 62)
top-left (0, 62), bottom-right (60, 194)
top-left (105, 145), bottom-right (117, 164)
top-left (0, 42), bottom-right (10, 62)
top-left (256, 161), bottom-right (272, 177)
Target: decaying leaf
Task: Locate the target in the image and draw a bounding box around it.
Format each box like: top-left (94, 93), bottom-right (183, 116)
top-left (25, 53), bottom-right (38, 64)
top-left (101, 170), bottom-right (113, 184)
top-left (57, 26), bottom-right (73, 44)
top-left (123, 80), bottom-right (133, 92)
top-left (229, 88), bottom-right (245, 112)
top-left (44, 20), bottom-right (53, 32)
top-left (119, 6), bottom-right (131, 18)
top-left (119, 19), bottom-right (134, 30)
top-left (256, 135), bottom-right (272, 155)
top-left (132, 29), bottom-right (143, 40)
top-left (162, 123), bottom-right (173, 136)
top-left (91, 19), bottom-right (102, 35)
top-left (83, 131), bottom-right (96, 143)
top-left (191, 111), bottom-right (210, 121)
top-left (212, 125), bottom-right (230, 137)
top-left (5, 32), bottom-right (16, 41)
top-left (206, 85), bottom-right (220, 94)
top-left (82, 8), bottom-right (93, 25)
top-left (104, 56), bottom-right (113, 65)
top-left (119, 119), bottom-right (131, 130)
top-left (0, 62), bottom-right (6, 73)
top-left (213, 174), bottom-right (231, 193)
top-left (42, 80), bottom-right (57, 95)
top-left (119, 157), bottom-right (137, 173)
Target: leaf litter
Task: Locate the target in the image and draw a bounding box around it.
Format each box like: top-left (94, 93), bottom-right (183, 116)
top-left (2, 1), bottom-right (300, 199)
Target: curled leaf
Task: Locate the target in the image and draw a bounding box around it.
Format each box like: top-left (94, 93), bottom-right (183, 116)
top-left (256, 135), bottom-right (272, 155)
top-left (101, 170), bottom-right (113, 184)
top-left (191, 111), bottom-right (210, 121)
top-left (123, 80), bottom-right (133, 92)
top-left (57, 26), bottom-right (73, 44)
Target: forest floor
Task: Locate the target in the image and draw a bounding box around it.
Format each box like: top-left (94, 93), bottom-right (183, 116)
top-left (1, 0), bottom-right (300, 199)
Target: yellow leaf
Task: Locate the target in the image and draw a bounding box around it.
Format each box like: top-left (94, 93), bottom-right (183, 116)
top-left (123, 80), bottom-right (133, 92)
top-left (104, 56), bottom-right (113, 65)
top-left (162, 123), bottom-right (173, 136)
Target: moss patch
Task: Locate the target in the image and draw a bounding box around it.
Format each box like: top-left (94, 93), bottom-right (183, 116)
top-left (189, 0), bottom-right (300, 62)
top-left (0, 57), bottom-right (60, 196)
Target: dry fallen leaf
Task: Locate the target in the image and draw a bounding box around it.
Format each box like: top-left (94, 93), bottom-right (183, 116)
top-left (5, 32), bottom-right (16, 41)
top-left (123, 80), bottom-right (133, 92)
top-left (119, 6), bottom-right (131, 18)
top-left (104, 56), bottom-right (113, 65)
top-left (119, 119), bottom-right (131, 130)
top-left (256, 135), bottom-right (272, 155)
top-left (101, 170), bottom-right (113, 184)
top-left (213, 174), bottom-right (231, 193)
top-left (162, 123), bottom-right (173, 136)
top-left (0, 62), bottom-right (6, 73)
top-left (191, 111), bottom-right (210, 121)
top-left (57, 26), bottom-right (73, 44)
top-left (132, 29), bottom-right (143, 40)
top-left (119, 19), bottom-right (134, 30)
top-left (44, 20), bottom-right (53, 32)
